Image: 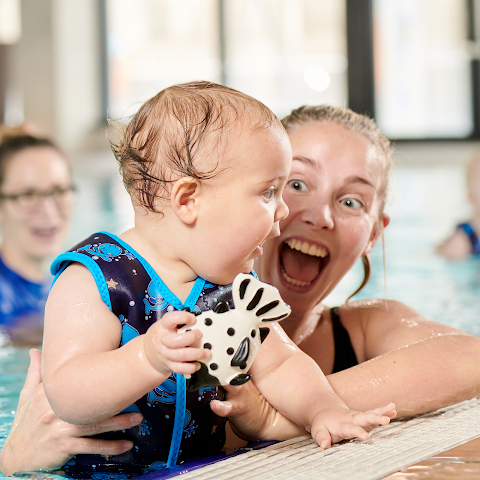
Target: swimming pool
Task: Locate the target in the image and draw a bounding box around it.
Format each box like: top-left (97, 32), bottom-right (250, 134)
top-left (0, 153), bottom-right (479, 477)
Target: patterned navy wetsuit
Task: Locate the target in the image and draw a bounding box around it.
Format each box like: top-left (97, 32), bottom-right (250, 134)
top-left (50, 232), bottom-right (229, 474)
top-left (458, 222), bottom-right (480, 255)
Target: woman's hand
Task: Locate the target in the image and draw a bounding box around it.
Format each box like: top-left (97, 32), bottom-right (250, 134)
top-left (210, 380), bottom-right (307, 443)
top-left (0, 349), bottom-right (144, 476)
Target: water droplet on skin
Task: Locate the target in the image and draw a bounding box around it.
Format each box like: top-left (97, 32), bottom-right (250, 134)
top-left (152, 226), bottom-right (156, 231)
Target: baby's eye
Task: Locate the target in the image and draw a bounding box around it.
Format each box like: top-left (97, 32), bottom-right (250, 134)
top-left (263, 187), bottom-right (275, 200)
top-left (288, 180), bottom-right (308, 192)
top-left (340, 198), bottom-right (363, 209)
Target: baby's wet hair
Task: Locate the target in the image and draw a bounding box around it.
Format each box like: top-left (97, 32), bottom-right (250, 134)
top-left (109, 81), bottom-right (281, 212)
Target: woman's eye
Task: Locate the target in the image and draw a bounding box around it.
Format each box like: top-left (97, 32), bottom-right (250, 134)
top-left (288, 180), bottom-right (308, 192)
top-left (340, 198), bottom-right (363, 209)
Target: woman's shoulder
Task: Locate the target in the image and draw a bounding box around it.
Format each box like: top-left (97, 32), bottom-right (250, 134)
top-left (336, 298), bottom-right (419, 323)
top-left (334, 298), bottom-right (469, 360)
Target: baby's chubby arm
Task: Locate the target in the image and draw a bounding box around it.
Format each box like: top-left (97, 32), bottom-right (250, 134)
top-left (249, 323), bottom-right (395, 448)
top-left (42, 263), bottom-right (209, 425)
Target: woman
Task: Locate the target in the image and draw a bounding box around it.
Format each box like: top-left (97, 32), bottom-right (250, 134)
top-left (2, 105), bottom-right (480, 474)
top-left (0, 129), bottom-right (74, 345)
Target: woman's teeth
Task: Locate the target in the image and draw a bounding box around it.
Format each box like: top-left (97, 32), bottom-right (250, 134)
top-left (285, 239), bottom-right (327, 258)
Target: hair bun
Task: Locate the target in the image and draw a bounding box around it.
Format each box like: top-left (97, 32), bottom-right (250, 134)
top-left (0, 123), bottom-right (41, 144)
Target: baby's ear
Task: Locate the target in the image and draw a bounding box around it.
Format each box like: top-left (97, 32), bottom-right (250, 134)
top-left (171, 177), bottom-right (200, 225)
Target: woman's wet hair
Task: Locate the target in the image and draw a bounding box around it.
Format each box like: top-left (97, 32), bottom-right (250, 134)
top-left (282, 105), bottom-right (393, 217)
top-left (108, 81), bottom-right (281, 212)
top-left (0, 128), bottom-right (63, 188)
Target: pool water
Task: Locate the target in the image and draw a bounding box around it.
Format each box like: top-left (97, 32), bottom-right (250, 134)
top-left (0, 158), bottom-right (479, 477)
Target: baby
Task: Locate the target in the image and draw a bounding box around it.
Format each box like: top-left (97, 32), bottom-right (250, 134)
top-left (42, 82), bottom-right (395, 473)
top-left (437, 151), bottom-right (480, 260)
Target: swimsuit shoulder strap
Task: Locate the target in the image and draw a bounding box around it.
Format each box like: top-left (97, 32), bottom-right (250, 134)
top-left (331, 306), bottom-right (359, 373)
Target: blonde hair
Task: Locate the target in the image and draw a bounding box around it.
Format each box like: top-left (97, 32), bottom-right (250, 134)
top-left (108, 81), bottom-right (281, 212)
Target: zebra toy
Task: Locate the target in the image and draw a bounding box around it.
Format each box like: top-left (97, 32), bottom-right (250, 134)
top-left (178, 273), bottom-right (291, 391)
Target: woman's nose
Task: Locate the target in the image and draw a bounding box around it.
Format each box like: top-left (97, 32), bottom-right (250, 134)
top-left (302, 203), bottom-right (334, 229)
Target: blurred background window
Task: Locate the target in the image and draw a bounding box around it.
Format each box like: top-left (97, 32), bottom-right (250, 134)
top-left (373, 0), bottom-right (473, 139)
top-left (107, 0), bottom-right (221, 119)
top-left (106, 0), bottom-right (348, 121)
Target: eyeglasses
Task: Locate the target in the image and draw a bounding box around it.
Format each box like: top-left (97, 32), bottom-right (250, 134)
top-left (0, 185), bottom-right (76, 211)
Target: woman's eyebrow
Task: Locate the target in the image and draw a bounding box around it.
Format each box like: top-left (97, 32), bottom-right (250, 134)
top-left (292, 156), bottom-right (318, 168)
top-left (345, 175), bottom-right (376, 189)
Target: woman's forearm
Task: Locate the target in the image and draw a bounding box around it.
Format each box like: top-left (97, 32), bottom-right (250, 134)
top-left (328, 334), bottom-right (480, 417)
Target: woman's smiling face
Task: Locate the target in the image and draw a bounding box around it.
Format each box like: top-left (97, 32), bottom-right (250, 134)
top-left (256, 121), bottom-right (388, 319)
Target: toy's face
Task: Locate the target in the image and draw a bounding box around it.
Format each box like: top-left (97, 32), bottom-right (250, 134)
top-left (179, 273), bottom-right (291, 390)
top-left (189, 124), bottom-right (292, 286)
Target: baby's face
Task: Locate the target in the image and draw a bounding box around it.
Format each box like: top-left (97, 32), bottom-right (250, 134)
top-left (187, 123), bottom-right (292, 285)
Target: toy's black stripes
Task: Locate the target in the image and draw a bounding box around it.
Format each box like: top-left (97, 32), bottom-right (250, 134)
top-left (247, 288), bottom-right (263, 310)
top-left (262, 313), bottom-right (290, 322)
top-left (239, 279), bottom-right (250, 299)
top-left (256, 300), bottom-right (280, 316)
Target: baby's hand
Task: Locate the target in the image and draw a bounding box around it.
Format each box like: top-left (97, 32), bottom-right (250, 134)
top-left (143, 310), bottom-right (210, 376)
top-left (311, 403), bottom-right (396, 449)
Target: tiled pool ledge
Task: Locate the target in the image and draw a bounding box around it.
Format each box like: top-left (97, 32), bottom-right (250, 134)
top-left (167, 397), bottom-right (480, 480)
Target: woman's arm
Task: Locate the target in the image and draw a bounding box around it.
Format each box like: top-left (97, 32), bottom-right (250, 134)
top-left (328, 299), bottom-right (480, 417)
top-left (0, 349), bottom-right (143, 476)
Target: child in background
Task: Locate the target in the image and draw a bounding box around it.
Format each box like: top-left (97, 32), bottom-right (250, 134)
top-left (42, 82), bottom-right (395, 473)
top-left (438, 152), bottom-right (480, 260)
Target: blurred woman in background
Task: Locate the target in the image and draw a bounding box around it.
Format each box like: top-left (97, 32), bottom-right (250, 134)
top-left (0, 128), bottom-right (74, 345)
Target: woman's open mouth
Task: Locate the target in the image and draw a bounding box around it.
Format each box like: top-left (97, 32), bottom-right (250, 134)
top-left (279, 239), bottom-right (329, 288)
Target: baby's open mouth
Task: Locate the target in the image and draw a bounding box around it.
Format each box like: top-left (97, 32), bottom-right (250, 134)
top-left (280, 239), bottom-right (329, 287)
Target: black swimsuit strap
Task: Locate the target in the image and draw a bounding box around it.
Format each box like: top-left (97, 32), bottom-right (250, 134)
top-left (331, 307), bottom-right (359, 373)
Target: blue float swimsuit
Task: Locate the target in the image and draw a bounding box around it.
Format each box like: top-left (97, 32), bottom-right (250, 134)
top-left (51, 232), bottom-right (229, 474)
top-left (457, 222), bottom-right (480, 255)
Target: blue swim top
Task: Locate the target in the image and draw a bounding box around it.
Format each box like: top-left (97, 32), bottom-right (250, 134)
top-left (50, 232), bottom-right (229, 475)
top-left (0, 253), bottom-right (49, 334)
